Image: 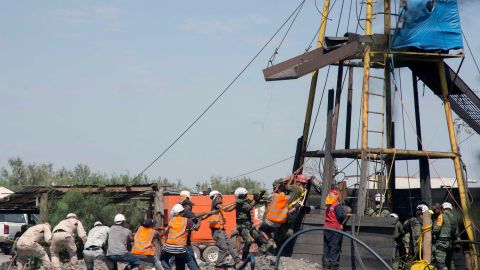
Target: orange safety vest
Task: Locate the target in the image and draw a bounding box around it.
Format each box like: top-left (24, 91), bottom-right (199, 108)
top-left (166, 216), bottom-right (188, 247)
top-left (131, 226), bottom-right (155, 256)
top-left (208, 209), bottom-right (225, 229)
top-left (265, 193), bottom-right (289, 224)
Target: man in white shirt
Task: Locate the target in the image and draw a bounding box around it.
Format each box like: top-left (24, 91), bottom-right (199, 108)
top-left (83, 221), bottom-right (113, 270)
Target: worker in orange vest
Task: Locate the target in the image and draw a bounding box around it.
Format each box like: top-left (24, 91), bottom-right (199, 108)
top-left (160, 204), bottom-right (197, 270)
top-left (131, 219), bottom-right (162, 270)
top-left (323, 189), bottom-right (349, 270)
top-left (258, 179), bottom-right (291, 252)
top-left (208, 190), bottom-right (241, 269)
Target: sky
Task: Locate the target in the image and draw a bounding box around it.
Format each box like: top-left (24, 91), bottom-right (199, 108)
top-left (1, 0), bottom-right (479, 188)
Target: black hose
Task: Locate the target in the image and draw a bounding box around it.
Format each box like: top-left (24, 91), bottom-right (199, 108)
top-left (274, 227), bottom-right (393, 270)
top-left (235, 255), bottom-right (255, 270)
top-left (351, 214), bottom-right (367, 270)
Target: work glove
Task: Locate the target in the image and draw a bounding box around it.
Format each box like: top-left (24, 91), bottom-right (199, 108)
top-left (254, 190), bottom-right (266, 202)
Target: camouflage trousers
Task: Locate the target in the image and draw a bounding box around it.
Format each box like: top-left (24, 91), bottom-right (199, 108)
top-left (433, 240), bottom-right (451, 270)
top-left (237, 222), bottom-right (266, 259)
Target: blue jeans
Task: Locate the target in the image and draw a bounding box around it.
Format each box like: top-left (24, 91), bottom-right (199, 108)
top-left (136, 254), bottom-right (162, 270)
top-left (107, 253), bottom-right (141, 269)
top-left (186, 245), bottom-right (199, 270)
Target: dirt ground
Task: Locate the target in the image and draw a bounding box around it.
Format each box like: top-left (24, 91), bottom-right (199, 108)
top-left (0, 252), bottom-right (321, 270)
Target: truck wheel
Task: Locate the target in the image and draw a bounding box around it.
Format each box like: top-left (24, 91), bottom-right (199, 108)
top-left (202, 246), bottom-right (219, 263)
top-left (192, 246), bottom-right (201, 261)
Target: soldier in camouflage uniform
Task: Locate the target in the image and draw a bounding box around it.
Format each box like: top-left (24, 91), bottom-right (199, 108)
top-left (402, 205), bottom-right (425, 267)
top-left (366, 193), bottom-right (391, 217)
top-left (442, 202), bottom-right (457, 270)
top-left (432, 202), bottom-right (452, 270)
top-left (390, 213), bottom-right (405, 270)
top-left (234, 187), bottom-right (268, 260)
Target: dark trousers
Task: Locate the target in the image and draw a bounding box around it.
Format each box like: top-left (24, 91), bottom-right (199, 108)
top-left (160, 250), bottom-right (188, 270)
top-left (323, 230), bottom-right (342, 269)
top-left (186, 245), bottom-right (200, 270)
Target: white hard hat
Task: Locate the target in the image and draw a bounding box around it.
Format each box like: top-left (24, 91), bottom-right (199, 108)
top-left (374, 193), bottom-right (384, 203)
top-left (390, 213), bottom-right (399, 219)
top-left (234, 187), bottom-right (248, 198)
top-left (417, 204), bottom-right (429, 213)
top-left (94, 221), bottom-right (103, 227)
top-left (180, 190), bottom-right (191, 198)
top-left (66, 213), bottom-right (77, 219)
top-left (114, 214), bottom-right (126, 224)
top-left (172, 204), bottom-right (185, 215)
top-left (442, 202), bottom-right (453, 210)
top-left (209, 190), bottom-right (221, 199)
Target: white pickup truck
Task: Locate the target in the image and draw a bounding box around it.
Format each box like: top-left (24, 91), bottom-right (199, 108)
top-left (0, 214), bottom-right (33, 254)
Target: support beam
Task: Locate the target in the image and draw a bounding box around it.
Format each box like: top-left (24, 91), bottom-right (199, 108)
top-left (331, 62), bottom-right (344, 149)
top-left (438, 62), bottom-right (478, 269)
top-left (298, 0), bottom-right (331, 172)
top-left (345, 67), bottom-right (354, 149)
top-left (387, 123), bottom-right (396, 209)
top-left (357, 0), bottom-right (374, 217)
top-left (304, 148), bottom-right (457, 160)
top-left (412, 72), bottom-right (432, 205)
top-left (321, 89), bottom-right (335, 210)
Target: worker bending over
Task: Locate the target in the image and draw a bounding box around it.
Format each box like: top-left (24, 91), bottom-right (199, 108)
top-left (131, 218), bottom-right (162, 270)
top-left (160, 203), bottom-right (197, 270)
top-left (15, 222), bottom-right (52, 270)
top-left (322, 189), bottom-right (348, 270)
top-left (209, 190), bottom-right (241, 269)
top-left (83, 221), bottom-right (112, 270)
top-left (106, 214), bottom-right (144, 270)
top-left (50, 213), bottom-right (87, 270)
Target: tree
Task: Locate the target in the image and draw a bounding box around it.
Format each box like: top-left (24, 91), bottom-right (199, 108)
top-left (198, 176), bottom-right (265, 195)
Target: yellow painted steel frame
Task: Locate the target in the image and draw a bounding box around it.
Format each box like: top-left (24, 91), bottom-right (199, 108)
top-left (299, 0), bottom-right (331, 171)
top-left (356, 0), bottom-right (374, 217)
top-left (438, 61), bottom-right (478, 269)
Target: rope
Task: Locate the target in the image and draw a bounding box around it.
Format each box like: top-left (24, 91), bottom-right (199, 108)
top-left (129, 0), bottom-right (307, 183)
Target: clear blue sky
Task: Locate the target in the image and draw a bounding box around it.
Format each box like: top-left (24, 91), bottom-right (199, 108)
top-left (1, 0), bottom-right (479, 188)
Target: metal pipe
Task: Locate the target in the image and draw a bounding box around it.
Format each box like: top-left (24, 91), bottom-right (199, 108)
top-left (438, 61), bottom-right (478, 269)
top-left (345, 67), bottom-right (354, 149)
top-left (321, 89), bottom-right (336, 210)
top-left (332, 62), bottom-right (344, 149)
top-left (298, 0), bottom-right (331, 171)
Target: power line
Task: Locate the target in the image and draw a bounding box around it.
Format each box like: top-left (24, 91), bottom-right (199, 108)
top-left (130, 1), bottom-right (307, 182)
top-left (226, 156), bottom-right (295, 181)
top-left (462, 31), bottom-right (480, 76)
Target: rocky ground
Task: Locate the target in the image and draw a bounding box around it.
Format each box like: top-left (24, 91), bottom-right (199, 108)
top-left (0, 253), bottom-right (321, 270)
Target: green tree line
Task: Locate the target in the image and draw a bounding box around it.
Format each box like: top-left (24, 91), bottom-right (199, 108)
top-left (0, 157), bottom-right (264, 230)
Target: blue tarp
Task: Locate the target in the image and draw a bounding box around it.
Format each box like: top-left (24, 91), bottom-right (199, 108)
top-left (392, 0), bottom-right (463, 50)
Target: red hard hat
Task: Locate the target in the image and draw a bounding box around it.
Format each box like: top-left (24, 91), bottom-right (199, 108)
top-left (295, 174), bottom-right (309, 183)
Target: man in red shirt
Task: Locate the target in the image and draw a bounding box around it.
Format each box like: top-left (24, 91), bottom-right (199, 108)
top-left (323, 189), bottom-right (348, 270)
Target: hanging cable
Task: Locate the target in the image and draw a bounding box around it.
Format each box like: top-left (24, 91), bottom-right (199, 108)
top-left (268, 0), bottom-right (306, 66)
top-left (129, 1), bottom-right (307, 183)
top-left (462, 31), bottom-right (480, 76)
top-left (225, 155), bottom-right (295, 181)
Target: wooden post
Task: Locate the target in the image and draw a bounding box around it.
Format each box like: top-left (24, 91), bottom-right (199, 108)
top-left (357, 0), bottom-right (374, 217)
top-left (412, 71), bottom-right (432, 205)
top-left (345, 67), bottom-right (354, 149)
top-left (298, 0), bottom-right (332, 171)
top-left (321, 89), bottom-right (335, 210)
top-left (438, 61), bottom-right (478, 269)
top-left (39, 192), bottom-right (48, 223)
top-left (153, 186), bottom-right (164, 228)
top-left (331, 62), bottom-right (344, 149)
top-left (422, 210), bottom-right (432, 263)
